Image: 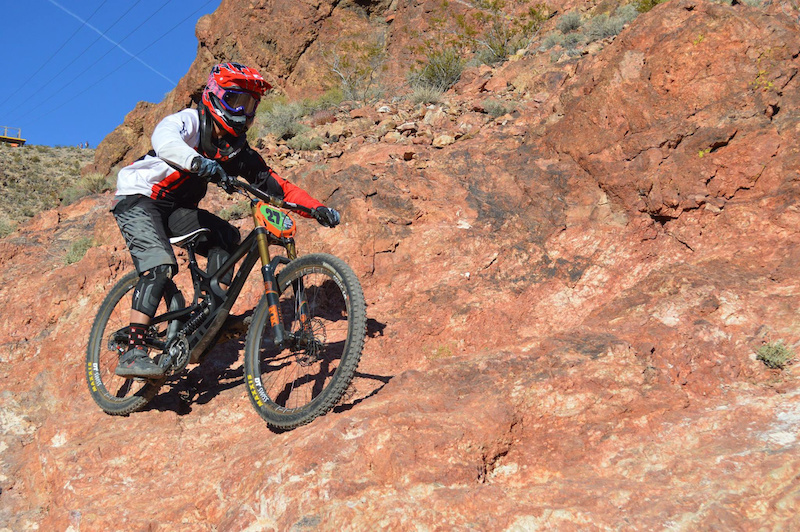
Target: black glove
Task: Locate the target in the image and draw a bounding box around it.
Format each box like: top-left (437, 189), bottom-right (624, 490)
top-left (190, 156), bottom-right (223, 179)
top-left (313, 206), bottom-right (341, 228)
top-left (191, 156), bottom-right (235, 193)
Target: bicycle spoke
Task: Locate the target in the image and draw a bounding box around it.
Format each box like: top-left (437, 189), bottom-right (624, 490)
top-left (244, 255), bottom-right (365, 428)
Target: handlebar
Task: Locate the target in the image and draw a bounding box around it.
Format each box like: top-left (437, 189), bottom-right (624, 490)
top-left (221, 172), bottom-right (314, 216)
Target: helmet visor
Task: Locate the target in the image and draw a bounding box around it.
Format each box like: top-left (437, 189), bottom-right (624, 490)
top-left (221, 90), bottom-right (259, 117)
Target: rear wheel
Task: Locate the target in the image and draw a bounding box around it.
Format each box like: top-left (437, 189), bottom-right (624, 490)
top-left (85, 271), bottom-right (183, 415)
top-left (243, 254), bottom-right (366, 429)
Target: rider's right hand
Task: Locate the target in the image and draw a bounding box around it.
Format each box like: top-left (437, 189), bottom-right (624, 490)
top-left (190, 156), bottom-right (224, 181)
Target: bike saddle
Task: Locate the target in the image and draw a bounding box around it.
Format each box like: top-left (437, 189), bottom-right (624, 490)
top-left (169, 228), bottom-right (210, 247)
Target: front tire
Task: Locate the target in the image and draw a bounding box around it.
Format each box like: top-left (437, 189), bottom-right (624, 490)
top-left (243, 254), bottom-right (367, 429)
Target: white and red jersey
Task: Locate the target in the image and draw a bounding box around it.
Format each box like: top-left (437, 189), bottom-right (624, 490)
top-left (115, 108), bottom-right (323, 214)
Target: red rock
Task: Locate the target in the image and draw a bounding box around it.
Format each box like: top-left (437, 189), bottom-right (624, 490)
top-left (4, 1), bottom-right (800, 530)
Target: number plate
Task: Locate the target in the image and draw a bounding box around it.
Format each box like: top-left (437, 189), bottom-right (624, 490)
top-left (255, 202), bottom-right (297, 238)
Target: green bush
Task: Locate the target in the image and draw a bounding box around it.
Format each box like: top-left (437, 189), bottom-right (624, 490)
top-left (484, 98), bottom-right (514, 117)
top-left (322, 27), bottom-right (387, 103)
top-left (410, 1), bottom-right (548, 90)
top-left (557, 11), bottom-right (582, 33)
top-left (408, 85), bottom-right (445, 105)
top-left (636, 0), bottom-right (667, 13)
top-left (65, 237), bottom-right (94, 265)
top-left (60, 172), bottom-right (114, 205)
top-left (254, 97), bottom-right (309, 140)
top-left (287, 135), bottom-right (324, 151)
top-left (756, 342), bottom-right (795, 369)
top-left (411, 47), bottom-right (466, 91)
top-left (562, 32), bottom-right (584, 55)
top-left (0, 218), bottom-right (17, 238)
top-left (248, 91), bottom-right (344, 143)
top-left (585, 13), bottom-right (625, 41)
top-left (220, 200), bottom-right (251, 221)
top-left (540, 32), bottom-right (565, 51)
top-left (470, 1), bottom-right (549, 64)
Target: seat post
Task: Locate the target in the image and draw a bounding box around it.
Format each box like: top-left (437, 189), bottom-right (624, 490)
top-left (169, 228), bottom-right (210, 272)
top-left (185, 241), bottom-right (200, 268)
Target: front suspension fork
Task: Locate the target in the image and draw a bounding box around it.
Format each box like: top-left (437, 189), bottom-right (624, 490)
top-left (254, 230), bottom-right (285, 348)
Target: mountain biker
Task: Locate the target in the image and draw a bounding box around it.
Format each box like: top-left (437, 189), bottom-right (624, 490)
top-left (111, 62), bottom-right (340, 379)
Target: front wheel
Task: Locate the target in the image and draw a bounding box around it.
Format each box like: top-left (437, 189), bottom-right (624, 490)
top-left (243, 253), bottom-right (367, 429)
top-left (86, 271), bottom-right (183, 415)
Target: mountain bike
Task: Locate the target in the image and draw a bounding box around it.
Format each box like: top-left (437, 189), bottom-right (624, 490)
top-left (85, 178), bottom-right (366, 430)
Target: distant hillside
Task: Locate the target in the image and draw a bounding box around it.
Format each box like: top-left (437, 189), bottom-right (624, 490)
top-left (0, 144), bottom-right (102, 235)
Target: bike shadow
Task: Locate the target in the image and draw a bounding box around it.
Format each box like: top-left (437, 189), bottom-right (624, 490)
top-left (143, 316), bottom-right (392, 420)
top-left (143, 338), bottom-right (247, 416)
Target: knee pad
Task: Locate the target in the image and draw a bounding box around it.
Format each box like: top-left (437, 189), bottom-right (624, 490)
top-left (132, 264), bottom-right (176, 318)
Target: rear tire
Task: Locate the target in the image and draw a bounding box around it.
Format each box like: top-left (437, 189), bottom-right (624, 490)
top-left (243, 254), bottom-right (366, 429)
top-left (85, 271), bottom-right (182, 415)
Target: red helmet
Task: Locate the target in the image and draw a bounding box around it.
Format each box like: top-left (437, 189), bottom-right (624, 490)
top-left (201, 62), bottom-right (271, 137)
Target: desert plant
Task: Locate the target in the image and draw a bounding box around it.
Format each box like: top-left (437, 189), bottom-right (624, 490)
top-left (410, 47), bottom-right (467, 91)
top-left (484, 98), bottom-right (514, 117)
top-left (254, 96), bottom-right (309, 140)
top-left (408, 85), bottom-right (445, 105)
top-left (220, 200), bottom-right (251, 221)
top-left (585, 13), bottom-right (626, 41)
top-left (540, 32), bottom-right (565, 50)
top-left (562, 32), bottom-right (584, 55)
top-left (636, 0), bottom-right (668, 13)
top-left (323, 27), bottom-right (388, 103)
top-left (557, 11), bottom-right (582, 33)
top-left (756, 341), bottom-right (795, 369)
top-left (410, 0), bottom-right (548, 90)
top-left (0, 218), bottom-right (16, 238)
top-left (248, 90), bottom-right (345, 143)
top-left (469, 0), bottom-right (549, 64)
top-left (287, 134), bottom-right (324, 151)
top-left (60, 172), bottom-right (114, 205)
top-left (65, 237), bottom-right (94, 265)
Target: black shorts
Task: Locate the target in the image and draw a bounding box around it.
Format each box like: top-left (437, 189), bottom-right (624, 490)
top-left (112, 195), bottom-right (240, 274)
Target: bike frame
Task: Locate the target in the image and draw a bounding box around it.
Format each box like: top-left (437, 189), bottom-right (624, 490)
top-left (149, 181), bottom-right (305, 368)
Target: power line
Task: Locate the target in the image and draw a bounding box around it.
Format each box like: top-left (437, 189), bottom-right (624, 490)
top-left (25, 0), bottom-right (218, 125)
top-left (0, 0), bottom-right (110, 112)
top-left (3, 0), bottom-right (145, 122)
top-left (46, 0), bottom-right (176, 85)
top-left (19, 0), bottom-right (179, 122)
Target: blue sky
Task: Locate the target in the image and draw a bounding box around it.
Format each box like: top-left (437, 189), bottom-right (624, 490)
top-left (1, 0), bottom-right (223, 147)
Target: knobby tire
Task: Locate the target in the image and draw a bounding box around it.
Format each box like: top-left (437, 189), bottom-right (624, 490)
top-left (243, 253), bottom-right (366, 429)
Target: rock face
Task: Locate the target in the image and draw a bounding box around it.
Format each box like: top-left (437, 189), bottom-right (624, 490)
top-left (3, 0), bottom-right (800, 530)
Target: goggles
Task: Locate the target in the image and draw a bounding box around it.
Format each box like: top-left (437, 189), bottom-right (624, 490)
top-left (220, 89), bottom-right (259, 117)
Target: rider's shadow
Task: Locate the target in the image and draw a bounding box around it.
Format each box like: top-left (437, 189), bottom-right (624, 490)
top-left (144, 316), bottom-right (393, 418)
top-left (334, 318), bottom-right (392, 413)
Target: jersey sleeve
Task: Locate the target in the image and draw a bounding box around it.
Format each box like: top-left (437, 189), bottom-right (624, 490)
top-left (227, 146), bottom-right (324, 217)
top-left (262, 168), bottom-right (324, 217)
top-left (151, 110), bottom-right (201, 171)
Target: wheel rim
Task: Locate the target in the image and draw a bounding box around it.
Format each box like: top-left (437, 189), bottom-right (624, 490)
top-left (255, 267), bottom-right (351, 414)
top-left (89, 278), bottom-right (169, 403)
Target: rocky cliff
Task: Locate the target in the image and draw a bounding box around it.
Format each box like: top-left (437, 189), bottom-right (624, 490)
top-left (3, 0), bottom-right (800, 529)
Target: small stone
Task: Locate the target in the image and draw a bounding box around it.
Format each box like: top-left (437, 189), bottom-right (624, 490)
top-left (432, 135), bottom-right (455, 148)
